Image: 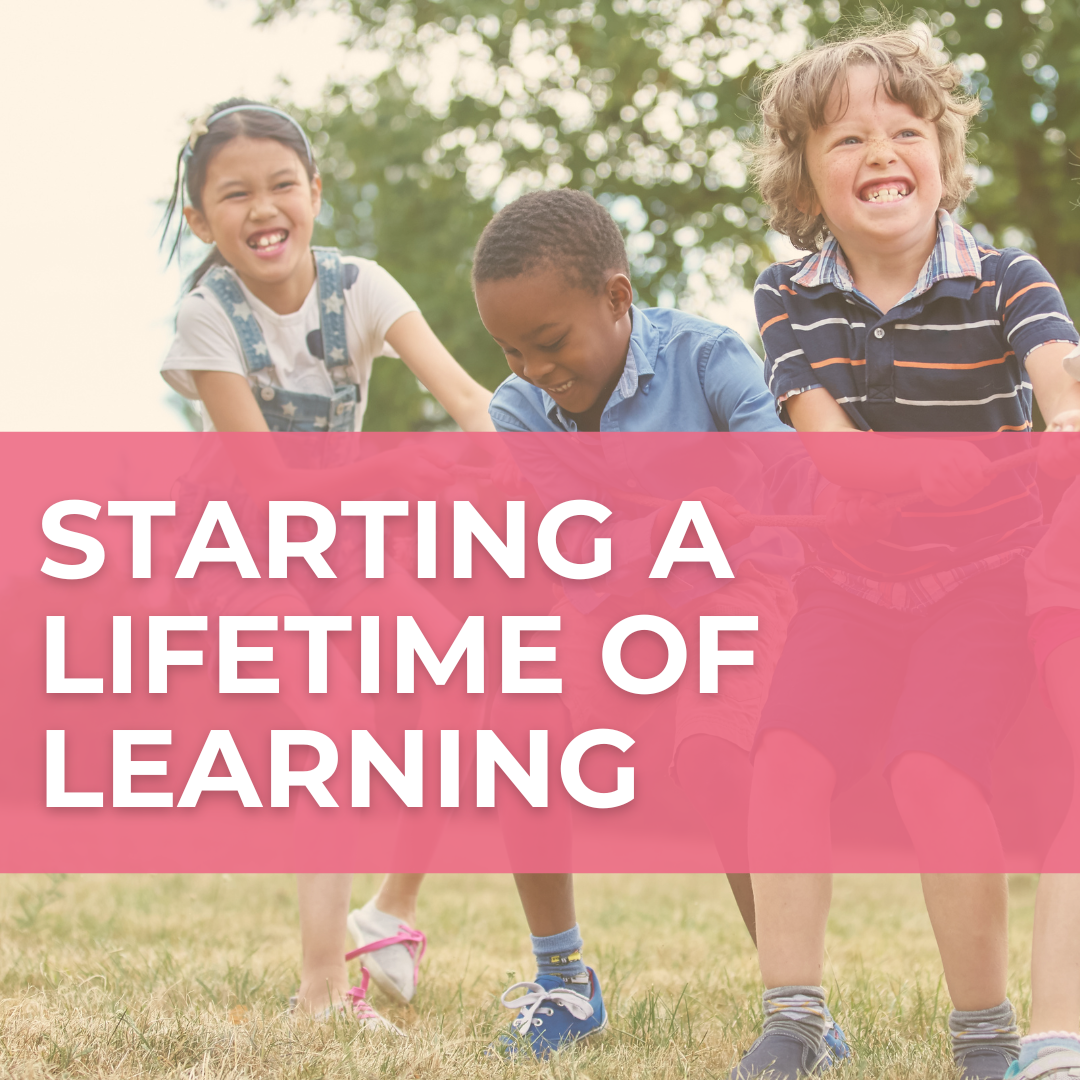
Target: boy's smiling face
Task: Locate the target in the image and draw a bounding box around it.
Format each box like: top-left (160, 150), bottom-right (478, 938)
top-left (475, 266), bottom-right (634, 415)
top-left (804, 65), bottom-right (943, 259)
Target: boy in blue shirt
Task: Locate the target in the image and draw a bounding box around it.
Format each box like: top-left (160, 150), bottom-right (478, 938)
top-left (739, 28), bottom-right (1080, 1080)
top-left (472, 189), bottom-right (848, 1061)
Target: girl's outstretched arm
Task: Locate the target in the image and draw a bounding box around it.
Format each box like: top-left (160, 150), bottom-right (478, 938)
top-left (386, 311), bottom-right (495, 432)
top-left (192, 370), bottom-right (272, 432)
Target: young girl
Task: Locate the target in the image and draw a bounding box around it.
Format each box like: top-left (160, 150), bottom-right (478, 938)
top-left (159, 98), bottom-right (494, 1026)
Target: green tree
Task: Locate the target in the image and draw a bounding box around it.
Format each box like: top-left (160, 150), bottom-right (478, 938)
top-left (805, 0), bottom-right (1080, 317)
top-left (253, 0), bottom-right (1080, 429)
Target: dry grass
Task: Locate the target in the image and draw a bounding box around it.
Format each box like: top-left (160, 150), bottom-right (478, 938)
top-left (0, 873), bottom-right (1039, 1078)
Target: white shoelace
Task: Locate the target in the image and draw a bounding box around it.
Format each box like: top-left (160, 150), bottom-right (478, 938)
top-left (500, 981), bottom-right (594, 1033)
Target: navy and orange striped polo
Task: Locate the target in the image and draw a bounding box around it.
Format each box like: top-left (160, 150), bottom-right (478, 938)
top-left (755, 212), bottom-right (1078, 433)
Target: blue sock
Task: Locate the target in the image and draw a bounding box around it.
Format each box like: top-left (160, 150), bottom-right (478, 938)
top-left (1018, 1032), bottom-right (1080, 1071)
top-left (531, 925), bottom-right (587, 985)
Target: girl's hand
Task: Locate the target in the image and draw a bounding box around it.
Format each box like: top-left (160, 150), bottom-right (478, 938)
top-left (917, 441), bottom-right (990, 506)
top-left (1039, 409), bottom-right (1080, 478)
top-left (387, 311), bottom-right (495, 432)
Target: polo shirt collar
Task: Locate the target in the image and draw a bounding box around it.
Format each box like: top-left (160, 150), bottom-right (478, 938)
top-left (544, 305), bottom-right (656, 428)
top-left (793, 210), bottom-right (982, 302)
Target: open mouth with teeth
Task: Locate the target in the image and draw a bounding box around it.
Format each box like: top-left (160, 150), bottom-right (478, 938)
top-left (860, 180), bottom-right (911, 203)
top-left (540, 378), bottom-right (575, 397)
top-left (247, 228), bottom-right (289, 255)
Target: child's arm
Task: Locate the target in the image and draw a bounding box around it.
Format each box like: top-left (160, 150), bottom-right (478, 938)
top-left (386, 311), bottom-right (495, 432)
top-left (785, 387), bottom-right (989, 505)
top-left (1028, 343), bottom-right (1080, 477)
top-left (784, 388), bottom-right (860, 432)
top-left (192, 370), bottom-right (271, 433)
top-left (1028, 343), bottom-right (1080, 426)
top-left (756, 273), bottom-right (986, 504)
top-left (192, 370), bottom-right (452, 502)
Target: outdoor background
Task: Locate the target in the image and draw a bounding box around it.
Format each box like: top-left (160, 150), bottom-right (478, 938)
top-left (1, 0), bottom-right (1075, 430)
top-left (0, 872), bottom-right (1046, 1078)
top-left (1, 3), bottom-right (1074, 1074)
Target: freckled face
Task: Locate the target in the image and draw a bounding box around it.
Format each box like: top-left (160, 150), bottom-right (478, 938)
top-left (474, 267), bottom-right (633, 414)
top-left (804, 65), bottom-right (943, 257)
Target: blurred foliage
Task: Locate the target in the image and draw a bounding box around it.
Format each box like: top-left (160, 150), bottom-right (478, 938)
top-left (252, 0), bottom-right (1080, 430)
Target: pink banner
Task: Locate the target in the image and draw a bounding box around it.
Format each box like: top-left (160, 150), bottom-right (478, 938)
top-left (3, 431), bottom-right (1078, 872)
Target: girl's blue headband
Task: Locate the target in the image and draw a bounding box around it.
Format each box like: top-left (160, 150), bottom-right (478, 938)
top-left (182, 104), bottom-right (314, 165)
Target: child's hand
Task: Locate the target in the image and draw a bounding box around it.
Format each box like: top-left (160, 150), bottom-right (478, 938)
top-left (1039, 410), bottom-right (1080, 478)
top-left (1047, 410), bottom-right (1080, 431)
top-left (824, 488), bottom-right (897, 545)
top-left (917, 442), bottom-right (991, 506)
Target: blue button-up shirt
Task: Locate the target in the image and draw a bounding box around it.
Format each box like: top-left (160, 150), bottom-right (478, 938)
top-left (488, 305), bottom-right (786, 433)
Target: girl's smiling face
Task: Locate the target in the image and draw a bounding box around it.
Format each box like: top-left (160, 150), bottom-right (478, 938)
top-left (803, 65), bottom-right (943, 259)
top-left (184, 136), bottom-right (321, 310)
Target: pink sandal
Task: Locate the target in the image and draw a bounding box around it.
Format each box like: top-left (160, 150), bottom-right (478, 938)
top-left (287, 969), bottom-right (402, 1033)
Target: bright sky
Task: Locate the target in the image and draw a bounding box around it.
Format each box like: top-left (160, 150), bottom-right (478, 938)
top-left (0, 0), bottom-right (355, 431)
top-left (1, 1), bottom-right (764, 431)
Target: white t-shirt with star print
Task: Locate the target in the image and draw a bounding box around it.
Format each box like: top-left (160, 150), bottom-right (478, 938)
top-left (161, 255), bottom-right (419, 431)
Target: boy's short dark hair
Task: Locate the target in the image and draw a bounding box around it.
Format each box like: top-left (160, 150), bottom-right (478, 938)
top-left (472, 189), bottom-right (630, 293)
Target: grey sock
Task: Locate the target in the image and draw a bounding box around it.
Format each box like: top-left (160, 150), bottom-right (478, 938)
top-left (762, 984), bottom-right (829, 1049)
top-left (949, 1000), bottom-right (1020, 1079)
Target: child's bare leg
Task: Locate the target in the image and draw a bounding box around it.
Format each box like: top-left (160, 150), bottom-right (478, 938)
top-left (1032, 874), bottom-right (1080, 1032)
top-left (890, 752), bottom-right (1006, 870)
top-left (752, 873), bottom-right (832, 987)
top-left (1030, 639), bottom-right (1080, 1034)
top-left (919, 873), bottom-right (1009, 1010)
top-left (372, 873), bottom-right (425, 927)
top-left (296, 873), bottom-right (352, 1012)
top-left (674, 734), bottom-right (757, 943)
top-left (513, 874), bottom-right (575, 937)
top-left (749, 731), bottom-right (836, 873)
top-left (749, 730), bottom-right (836, 986)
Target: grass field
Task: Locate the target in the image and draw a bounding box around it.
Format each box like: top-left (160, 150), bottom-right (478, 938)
top-left (0, 873), bottom-right (1041, 1078)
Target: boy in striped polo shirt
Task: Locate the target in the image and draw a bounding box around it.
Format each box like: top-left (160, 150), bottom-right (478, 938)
top-left (734, 29), bottom-right (1080, 1080)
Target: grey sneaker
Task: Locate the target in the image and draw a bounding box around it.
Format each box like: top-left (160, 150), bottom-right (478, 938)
top-left (346, 898), bottom-right (426, 1005)
top-left (959, 1045), bottom-right (1018, 1079)
top-left (730, 1030), bottom-right (832, 1079)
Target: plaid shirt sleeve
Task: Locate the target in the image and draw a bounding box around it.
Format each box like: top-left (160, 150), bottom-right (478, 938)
top-left (754, 269), bottom-right (823, 422)
top-left (998, 251), bottom-right (1079, 364)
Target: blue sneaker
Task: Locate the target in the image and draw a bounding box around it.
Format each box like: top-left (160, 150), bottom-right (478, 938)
top-left (822, 1007), bottom-right (851, 1065)
top-left (490, 968), bottom-right (607, 1057)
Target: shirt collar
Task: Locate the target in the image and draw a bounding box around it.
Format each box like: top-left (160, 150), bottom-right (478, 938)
top-left (544, 305), bottom-right (657, 428)
top-left (793, 209), bottom-right (982, 302)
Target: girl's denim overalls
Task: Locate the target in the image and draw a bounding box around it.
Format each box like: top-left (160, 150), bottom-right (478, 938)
top-left (201, 247), bottom-right (359, 433)
top-left (176, 247), bottom-right (370, 618)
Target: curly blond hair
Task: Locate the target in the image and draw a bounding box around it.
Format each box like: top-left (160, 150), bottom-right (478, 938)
top-left (750, 29), bottom-right (981, 253)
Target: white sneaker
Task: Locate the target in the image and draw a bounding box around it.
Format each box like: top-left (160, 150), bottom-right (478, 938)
top-left (1007, 1049), bottom-right (1080, 1078)
top-left (346, 898), bottom-right (426, 1005)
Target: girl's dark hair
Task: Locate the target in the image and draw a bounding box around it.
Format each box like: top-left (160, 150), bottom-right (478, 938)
top-left (160, 97), bottom-right (317, 290)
